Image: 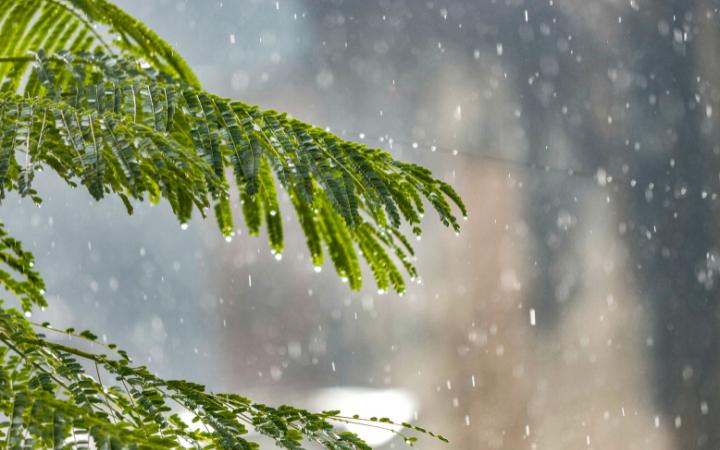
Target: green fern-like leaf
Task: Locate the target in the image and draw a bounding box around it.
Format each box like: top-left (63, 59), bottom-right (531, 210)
top-left (0, 0), bottom-right (465, 447)
top-left (0, 50), bottom-right (464, 293)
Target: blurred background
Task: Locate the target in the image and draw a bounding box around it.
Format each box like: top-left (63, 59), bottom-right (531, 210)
top-left (4, 0), bottom-right (720, 448)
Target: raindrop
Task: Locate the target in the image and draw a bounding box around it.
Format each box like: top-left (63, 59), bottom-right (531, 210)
top-left (314, 265), bottom-right (322, 273)
top-left (180, 223), bottom-right (188, 230)
top-left (453, 105), bottom-right (462, 121)
top-left (225, 236), bottom-right (232, 242)
top-left (274, 253), bottom-right (283, 261)
top-left (595, 168), bottom-right (608, 186)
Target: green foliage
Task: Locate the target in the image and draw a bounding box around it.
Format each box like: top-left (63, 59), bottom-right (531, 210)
top-left (0, 0), bottom-right (465, 448)
top-left (0, 0), bottom-right (198, 88)
top-left (0, 49), bottom-right (465, 293)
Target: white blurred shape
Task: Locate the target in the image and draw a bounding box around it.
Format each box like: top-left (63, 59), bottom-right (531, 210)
top-left (311, 387), bottom-right (417, 447)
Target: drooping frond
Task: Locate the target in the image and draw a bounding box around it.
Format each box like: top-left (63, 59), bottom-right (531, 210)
top-left (0, 51), bottom-right (466, 293)
top-left (0, 222), bottom-right (46, 311)
top-left (0, 0), bottom-right (199, 90)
